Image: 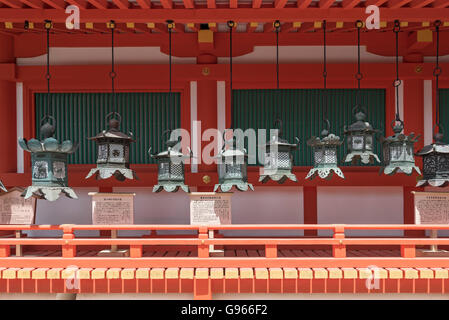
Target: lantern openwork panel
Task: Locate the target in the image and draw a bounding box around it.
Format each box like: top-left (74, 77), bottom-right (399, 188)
top-left (214, 131), bottom-right (254, 193)
top-left (306, 132), bottom-right (344, 180)
top-left (150, 131), bottom-right (190, 193)
top-left (86, 114), bottom-right (137, 182)
top-left (344, 110), bottom-right (380, 165)
top-left (259, 121), bottom-right (299, 184)
top-left (18, 118), bottom-right (78, 201)
top-left (416, 133), bottom-right (449, 187)
top-left (380, 123), bottom-right (420, 176)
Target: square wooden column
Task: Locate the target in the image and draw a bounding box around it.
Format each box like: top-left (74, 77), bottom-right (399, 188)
top-left (303, 186), bottom-right (318, 236)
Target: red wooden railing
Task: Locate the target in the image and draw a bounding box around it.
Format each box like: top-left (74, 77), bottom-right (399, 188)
top-left (0, 224), bottom-right (449, 261)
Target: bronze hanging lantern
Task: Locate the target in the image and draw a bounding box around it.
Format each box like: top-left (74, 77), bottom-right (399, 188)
top-left (86, 21), bottom-right (137, 182)
top-left (18, 21), bottom-right (78, 201)
top-left (86, 113), bottom-right (137, 182)
top-left (214, 130), bottom-right (254, 192)
top-left (259, 120), bottom-right (299, 183)
top-left (150, 130), bottom-right (191, 193)
top-left (19, 117), bottom-right (78, 201)
top-left (416, 21), bottom-right (449, 187)
top-left (307, 121), bottom-right (344, 180)
top-left (343, 21), bottom-right (380, 165)
top-left (306, 21), bottom-right (344, 180)
top-left (380, 21), bottom-right (421, 176)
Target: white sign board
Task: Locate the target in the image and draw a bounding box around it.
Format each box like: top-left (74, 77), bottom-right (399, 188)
top-left (190, 192), bottom-right (232, 225)
top-left (0, 188), bottom-right (36, 225)
top-left (89, 193), bottom-right (135, 225)
top-left (413, 191), bottom-right (449, 224)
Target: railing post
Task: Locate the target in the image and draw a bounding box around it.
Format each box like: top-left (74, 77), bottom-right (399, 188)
top-left (198, 226), bottom-right (209, 258)
top-left (130, 244), bottom-right (143, 258)
top-left (0, 244), bottom-right (10, 257)
top-left (62, 224), bottom-right (76, 258)
top-left (332, 225), bottom-right (346, 258)
top-left (265, 244), bottom-right (277, 258)
top-left (401, 244), bottom-right (416, 258)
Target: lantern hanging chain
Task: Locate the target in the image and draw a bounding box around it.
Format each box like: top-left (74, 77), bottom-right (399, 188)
top-left (275, 20), bottom-right (280, 90)
top-left (168, 20), bottom-right (174, 134)
top-left (355, 21), bottom-right (363, 108)
top-left (45, 20), bottom-right (51, 118)
top-left (393, 20), bottom-right (402, 123)
top-left (228, 21), bottom-right (234, 130)
top-left (323, 20), bottom-right (328, 125)
top-left (434, 20), bottom-right (442, 131)
top-left (110, 20), bottom-right (117, 115)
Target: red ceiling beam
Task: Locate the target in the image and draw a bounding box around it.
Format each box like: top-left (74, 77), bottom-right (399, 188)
top-left (433, 0), bottom-right (449, 7)
top-left (66, 0), bottom-right (88, 9)
top-left (135, 0), bottom-right (150, 8)
top-left (160, 0), bottom-right (173, 9)
top-left (275, 0), bottom-right (289, 8)
top-left (365, 0), bottom-right (388, 5)
top-left (2, 8), bottom-right (449, 23)
top-left (207, 0), bottom-right (216, 8)
top-left (342, 0), bottom-right (360, 8)
top-left (410, 0), bottom-right (434, 7)
top-left (297, 0), bottom-right (313, 8)
top-left (87, 0), bottom-right (108, 9)
top-left (388, 0), bottom-right (413, 8)
top-left (253, 0), bottom-right (262, 8)
top-left (18, 0), bottom-right (42, 8)
top-left (112, 0), bottom-right (129, 9)
top-left (41, 0), bottom-right (66, 9)
top-left (0, 0), bottom-right (21, 8)
top-left (183, 0), bottom-right (194, 8)
top-left (319, 0), bottom-right (335, 8)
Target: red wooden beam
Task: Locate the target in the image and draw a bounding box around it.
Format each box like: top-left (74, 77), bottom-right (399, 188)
top-left (365, 0), bottom-right (388, 5)
top-left (410, 0), bottom-right (434, 7)
top-left (298, 0), bottom-right (313, 8)
top-left (253, 0), bottom-right (262, 8)
top-left (275, 0), bottom-right (289, 8)
top-left (388, 0), bottom-right (413, 8)
top-left (230, 0), bottom-right (237, 8)
top-left (319, 0), bottom-right (335, 8)
top-left (342, 0), bottom-right (360, 8)
top-left (160, 0), bottom-right (173, 8)
top-left (112, 0), bottom-right (129, 9)
top-left (66, 0), bottom-right (88, 9)
top-left (0, 0), bottom-right (21, 8)
top-left (433, 0), bottom-right (449, 7)
top-left (87, 0), bottom-right (108, 9)
top-left (182, 0), bottom-right (194, 8)
top-left (18, 0), bottom-right (42, 8)
top-left (41, 0), bottom-right (66, 9)
top-left (207, 0), bottom-right (216, 8)
top-left (2, 8), bottom-right (449, 23)
top-left (135, 0), bottom-right (150, 8)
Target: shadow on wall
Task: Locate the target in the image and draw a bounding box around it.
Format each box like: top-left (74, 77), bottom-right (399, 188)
top-left (317, 186), bottom-right (404, 237)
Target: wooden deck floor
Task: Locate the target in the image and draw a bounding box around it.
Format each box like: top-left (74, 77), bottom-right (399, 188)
top-left (17, 248), bottom-right (402, 258)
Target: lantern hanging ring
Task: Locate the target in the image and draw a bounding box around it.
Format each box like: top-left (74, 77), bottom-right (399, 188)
top-left (274, 119), bottom-right (283, 137)
top-left (105, 111), bottom-right (122, 124)
top-left (40, 115), bottom-right (56, 127)
top-left (352, 104), bottom-right (367, 115)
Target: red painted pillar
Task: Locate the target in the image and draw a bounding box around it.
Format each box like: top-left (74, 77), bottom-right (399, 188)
top-left (197, 80), bottom-right (217, 192)
top-left (403, 79), bottom-right (425, 237)
top-left (303, 187), bottom-right (318, 236)
top-left (0, 34), bottom-right (17, 175)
